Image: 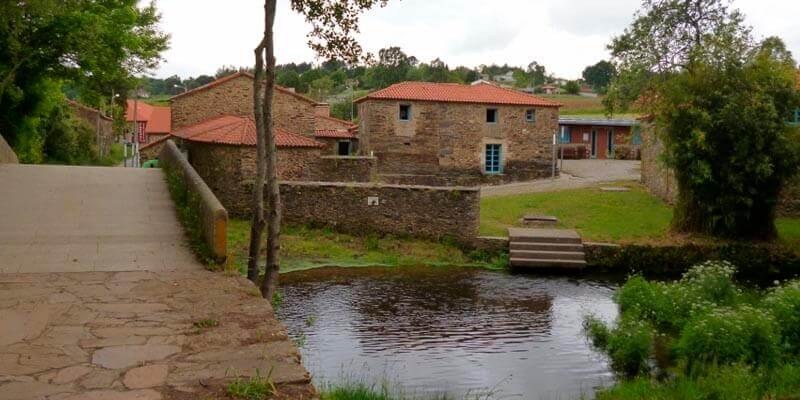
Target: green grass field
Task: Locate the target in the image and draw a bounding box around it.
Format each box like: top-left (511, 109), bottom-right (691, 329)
top-left (481, 182), bottom-right (800, 249)
top-left (480, 183), bottom-right (673, 242)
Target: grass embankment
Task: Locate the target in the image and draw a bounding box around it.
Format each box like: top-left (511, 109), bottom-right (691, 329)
top-left (226, 219), bottom-right (506, 275)
top-left (481, 182), bottom-right (800, 251)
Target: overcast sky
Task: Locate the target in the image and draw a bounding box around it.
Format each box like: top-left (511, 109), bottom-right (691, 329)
top-left (152, 0), bottom-right (800, 80)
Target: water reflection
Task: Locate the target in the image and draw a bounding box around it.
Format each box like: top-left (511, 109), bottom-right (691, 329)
top-left (278, 267), bottom-right (618, 399)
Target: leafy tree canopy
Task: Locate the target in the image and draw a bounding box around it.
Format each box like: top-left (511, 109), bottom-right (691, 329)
top-left (582, 60), bottom-right (616, 92)
top-left (0, 0), bottom-right (168, 160)
top-left (607, 0), bottom-right (800, 238)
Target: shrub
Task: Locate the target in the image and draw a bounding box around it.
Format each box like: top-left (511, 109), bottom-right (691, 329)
top-left (762, 279), bottom-right (800, 355)
top-left (677, 305), bottom-right (780, 369)
top-left (585, 316), bottom-right (654, 378)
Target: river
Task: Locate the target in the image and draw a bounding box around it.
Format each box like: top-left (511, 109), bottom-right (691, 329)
top-left (277, 266), bottom-right (619, 399)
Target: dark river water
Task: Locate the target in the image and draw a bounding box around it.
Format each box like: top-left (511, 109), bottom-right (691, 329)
top-left (277, 266), bottom-right (619, 399)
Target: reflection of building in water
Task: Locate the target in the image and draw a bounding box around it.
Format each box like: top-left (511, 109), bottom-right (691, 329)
top-left (283, 267), bottom-right (554, 353)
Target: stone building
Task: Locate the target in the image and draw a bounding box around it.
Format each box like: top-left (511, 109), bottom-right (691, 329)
top-left (170, 115), bottom-right (328, 215)
top-left (355, 81), bottom-right (562, 185)
top-left (124, 100), bottom-right (171, 144)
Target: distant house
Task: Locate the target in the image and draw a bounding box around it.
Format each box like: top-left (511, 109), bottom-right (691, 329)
top-left (540, 85), bottom-right (559, 95)
top-left (558, 117), bottom-right (640, 160)
top-left (125, 100), bottom-right (171, 144)
top-left (356, 81), bottom-right (562, 185)
top-left (493, 71), bottom-right (516, 85)
top-left (579, 85), bottom-right (598, 98)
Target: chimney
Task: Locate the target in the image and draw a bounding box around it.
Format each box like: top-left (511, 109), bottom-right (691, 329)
top-left (315, 103), bottom-right (331, 117)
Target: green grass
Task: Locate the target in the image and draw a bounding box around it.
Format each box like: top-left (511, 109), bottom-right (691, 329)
top-left (480, 183), bottom-right (673, 243)
top-left (777, 218), bottom-right (800, 250)
top-left (226, 219), bottom-right (505, 275)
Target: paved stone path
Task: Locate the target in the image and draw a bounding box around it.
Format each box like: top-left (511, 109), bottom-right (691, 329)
top-left (481, 159), bottom-right (641, 198)
top-left (0, 165), bottom-right (314, 399)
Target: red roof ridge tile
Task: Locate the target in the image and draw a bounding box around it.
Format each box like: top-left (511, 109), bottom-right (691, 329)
top-left (354, 81), bottom-right (562, 107)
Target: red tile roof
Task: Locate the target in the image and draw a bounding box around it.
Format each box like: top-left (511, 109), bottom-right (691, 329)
top-left (314, 129), bottom-right (357, 139)
top-left (169, 71), bottom-right (322, 106)
top-left (172, 115), bottom-right (324, 148)
top-left (125, 100), bottom-right (171, 134)
top-left (355, 82), bottom-right (562, 107)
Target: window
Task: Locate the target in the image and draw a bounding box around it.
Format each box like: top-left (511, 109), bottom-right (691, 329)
top-left (399, 104), bottom-right (411, 121)
top-left (337, 141), bottom-right (351, 156)
top-left (485, 144), bottom-right (502, 174)
top-left (607, 129), bottom-right (615, 154)
top-left (525, 109), bottom-right (536, 123)
top-left (486, 108), bottom-right (498, 123)
top-left (794, 109), bottom-right (800, 125)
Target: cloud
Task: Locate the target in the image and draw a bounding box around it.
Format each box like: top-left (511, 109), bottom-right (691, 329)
top-left (547, 0), bottom-right (640, 36)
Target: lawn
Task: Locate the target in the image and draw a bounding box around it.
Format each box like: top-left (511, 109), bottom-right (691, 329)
top-left (226, 219), bottom-right (504, 275)
top-left (480, 183), bottom-right (673, 243)
top-left (481, 182), bottom-right (800, 248)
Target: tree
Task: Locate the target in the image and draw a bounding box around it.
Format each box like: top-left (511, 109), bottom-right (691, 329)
top-left (249, 0), bottom-right (388, 299)
top-left (564, 80), bottom-right (581, 95)
top-left (0, 0), bottom-right (168, 159)
top-left (582, 60), bottom-right (616, 91)
top-left (607, 0), bottom-right (800, 238)
top-left (276, 69), bottom-right (302, 91)
top-left (527, 61), bottom-right (548, 86)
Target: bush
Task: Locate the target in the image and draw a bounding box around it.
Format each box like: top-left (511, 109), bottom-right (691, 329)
top-left (677, 306), bottom-right (780, 369)
top-left (586, 315), bottom-right (654, 377)
top-left (762, 279), bottom-right (800, 355)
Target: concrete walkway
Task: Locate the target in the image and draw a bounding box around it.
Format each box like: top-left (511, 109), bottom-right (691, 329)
top-left (0, 165), bottom-right (314, 400)
top-left (481, 159), bottom-right (641, 198)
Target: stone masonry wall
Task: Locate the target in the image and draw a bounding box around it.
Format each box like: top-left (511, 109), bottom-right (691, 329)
top-left (171, 74), bottom-right (318, 136)
top-left (186, 142), bottom-right (322, 216)
top-left (358, 99), bottom-right (558, 185)
top-left (640, 123), bottom-right (678, 205)
top-left (280, 181), bottom-right (480, 242)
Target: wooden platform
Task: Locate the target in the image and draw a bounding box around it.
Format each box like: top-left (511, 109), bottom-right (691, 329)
top-left (508, 228), bottom-right (587, 269)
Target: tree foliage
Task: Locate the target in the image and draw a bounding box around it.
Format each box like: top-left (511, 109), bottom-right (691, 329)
top-left (582, 60), bottom-right (616, 92)
top-left (607, 0), bottom-right (800, 238)
top-left (0, 0), bottom-right (168, 161)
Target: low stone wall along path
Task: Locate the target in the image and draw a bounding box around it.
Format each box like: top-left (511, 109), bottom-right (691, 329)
top-left (0, 164), bottom-right (314, 400)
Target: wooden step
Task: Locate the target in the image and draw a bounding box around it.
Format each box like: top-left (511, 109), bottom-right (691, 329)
top-left (510, 242), bottom-right (584, 252)
top-left (510, 250), bottom-right (586, 261)
top-left (509, 257), bottom-right (587, 269)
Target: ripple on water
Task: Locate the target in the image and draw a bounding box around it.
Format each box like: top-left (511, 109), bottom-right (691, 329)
top-left (278, 266), bottom-right (619, 399)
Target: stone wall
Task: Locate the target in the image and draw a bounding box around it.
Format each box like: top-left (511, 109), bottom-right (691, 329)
top-left (159, 140), bottom-right (228, 262)
top-left (279, 181), bottom-right (480, 242)
top-left (358, 99), bottom-right (558, 185)
top-left (139, 136), bottom-right (170, 164)
top-left (640, 123), bottom-right (677, 204)
top-left (68, 100), bottom-right (115, 158)
top-left (0, 133), bottom-right (18, 164)
top-left (317, 156), bottom-right (376, 183)
top-left (185, 142), bottom-right (322, 216)
top-left (171, 74), bottom-right (318, 136)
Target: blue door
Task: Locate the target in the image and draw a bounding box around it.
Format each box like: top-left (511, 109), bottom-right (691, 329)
top-left (485, 144), bottom-right (502, 173)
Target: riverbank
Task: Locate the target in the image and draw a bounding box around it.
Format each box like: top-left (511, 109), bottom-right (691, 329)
top-left (225, 219), bottom-right (507, 275)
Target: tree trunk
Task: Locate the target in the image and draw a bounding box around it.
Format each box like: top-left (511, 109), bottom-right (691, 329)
top-left (260, 0), bottom-right (281, 300)
top-left (246, 39), bottom-right (268, 283)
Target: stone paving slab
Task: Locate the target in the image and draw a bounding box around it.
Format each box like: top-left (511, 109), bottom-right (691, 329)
top-left (0, 271), bottom-right (315, 400)
top-left (0, 165), bottom-right (316, 399)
